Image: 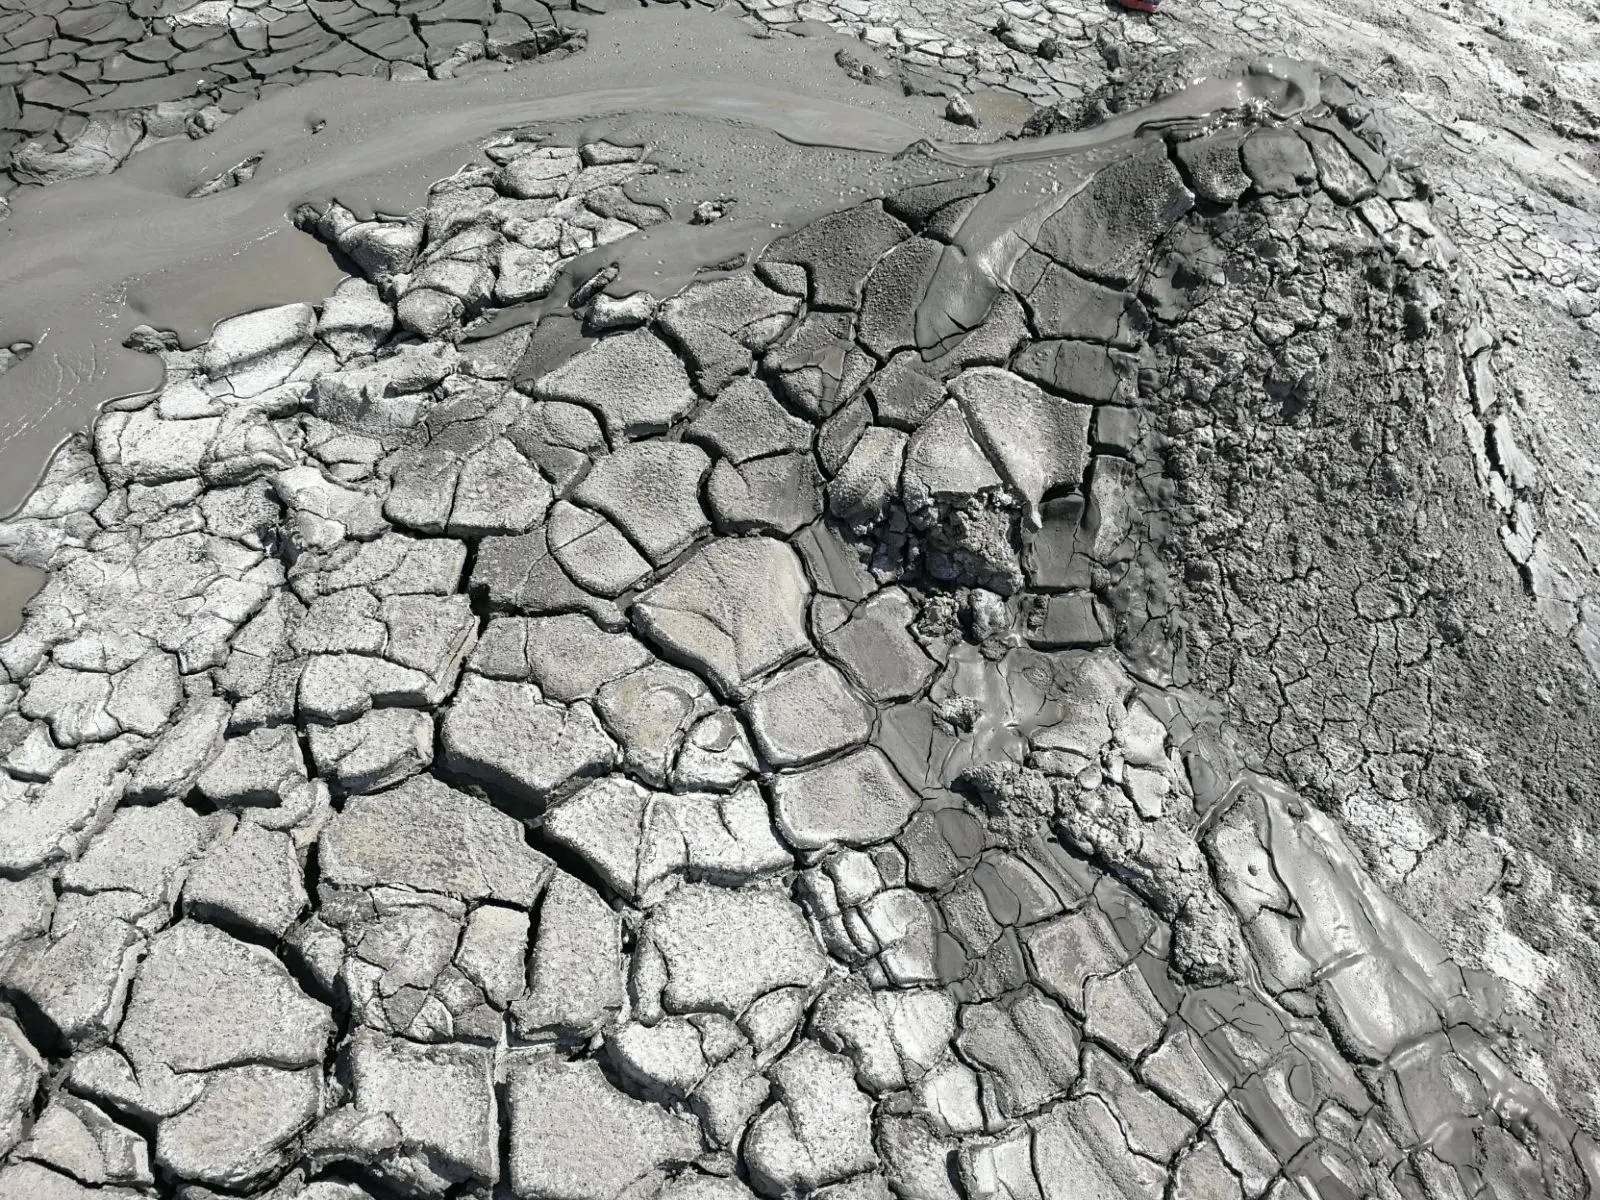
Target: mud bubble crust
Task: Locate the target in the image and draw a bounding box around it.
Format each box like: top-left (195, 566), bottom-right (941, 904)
top-left (0, 54), bottom-right (1597, 1200)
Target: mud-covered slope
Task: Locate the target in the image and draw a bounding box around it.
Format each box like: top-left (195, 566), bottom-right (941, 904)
top-left (0, 54), bottom-right (1596, 1200)
top-left (1138, 144), bottom-right (1600, 1103)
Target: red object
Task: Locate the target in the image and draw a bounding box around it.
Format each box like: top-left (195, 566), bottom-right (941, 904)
top-left (1115, 0), bottom-right (1160, 10)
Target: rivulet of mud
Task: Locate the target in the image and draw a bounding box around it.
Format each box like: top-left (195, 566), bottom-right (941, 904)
top-left (0, 12), bottom-right (935, 515)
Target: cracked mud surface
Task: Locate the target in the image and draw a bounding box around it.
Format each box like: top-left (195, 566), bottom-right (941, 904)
top-left (4, 1), bottom-right (1600, 1199)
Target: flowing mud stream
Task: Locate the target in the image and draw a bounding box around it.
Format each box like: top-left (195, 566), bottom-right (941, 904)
top-left (0, 16), bottom-right (1315, 632)
top-left (0, 12), bottom-right (935, 513)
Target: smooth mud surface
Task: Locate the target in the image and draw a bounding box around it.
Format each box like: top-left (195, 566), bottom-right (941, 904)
top-left (0, 560), bottom-right (41, 641)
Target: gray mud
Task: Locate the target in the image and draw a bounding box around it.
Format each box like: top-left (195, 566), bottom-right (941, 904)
top-left (4, 11), bottom-right (1593, 1197)
top-left (0, 10), bottom-right (946, 518)
top-left (0, 54), bottom-right (1593, 1196)
top-left (0, 561), bottom-right (40, 641)
top-left (0, 12), bottom-right (1322, 522)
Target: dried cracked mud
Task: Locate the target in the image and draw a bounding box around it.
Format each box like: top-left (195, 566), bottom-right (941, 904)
top-left (2, 0), bottom-right (1600, 1198)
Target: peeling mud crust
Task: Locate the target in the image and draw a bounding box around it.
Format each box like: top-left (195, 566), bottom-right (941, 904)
top-left (5, 3), bottom-right (1600, 1200)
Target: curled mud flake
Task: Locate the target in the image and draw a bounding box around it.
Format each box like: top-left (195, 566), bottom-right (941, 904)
top-left (0, 343), bottom-right (33, 375)
top-left (187, 154), bottom-right (264, 199)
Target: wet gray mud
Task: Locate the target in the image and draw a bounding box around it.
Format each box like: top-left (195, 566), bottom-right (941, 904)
top-left (0, 11), bottom-right (1318, 522)
top-left (0, 10), bottom-right (943, 514)
top-left (1, 12), bottom-right (1598, 1200)
top-left (0, 560), bottom-right (42, 641)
